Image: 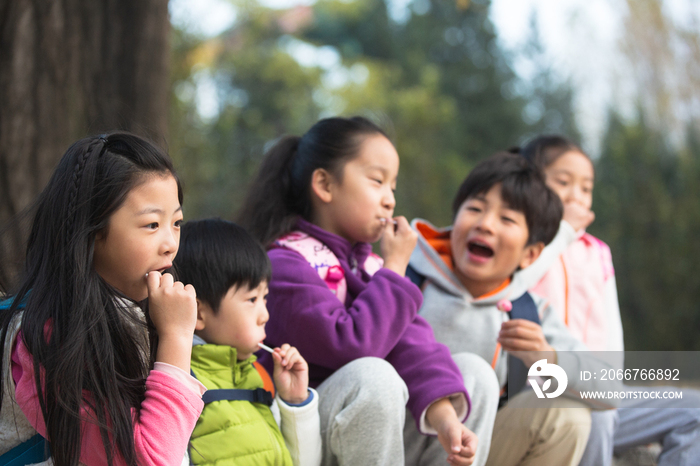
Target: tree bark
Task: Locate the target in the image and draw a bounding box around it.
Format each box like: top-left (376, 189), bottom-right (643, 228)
top-left (0, 0), bottom-right (170, 288)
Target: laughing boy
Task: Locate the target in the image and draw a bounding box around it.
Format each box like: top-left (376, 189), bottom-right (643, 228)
top-left (409, 152), bottom-right (619, 466)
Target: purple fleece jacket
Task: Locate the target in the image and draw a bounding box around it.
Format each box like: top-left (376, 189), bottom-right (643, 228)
top-left (258, 219), bottom-right (470, 429)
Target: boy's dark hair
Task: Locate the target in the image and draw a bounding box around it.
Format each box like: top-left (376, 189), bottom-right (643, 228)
top-left (237, 116), bottom-right (388, 246)
top-left (175, 219), bottom-right (271, 312)
top-left (452, 152), bottom-right (562, 246)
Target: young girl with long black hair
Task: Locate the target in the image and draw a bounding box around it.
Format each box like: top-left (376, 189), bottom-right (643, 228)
top-left (0, 132), bottom-right (204, 465)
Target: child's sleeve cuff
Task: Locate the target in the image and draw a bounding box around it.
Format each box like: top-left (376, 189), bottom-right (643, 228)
top-left (279, 388), bottom-right (314, 407)
top-left (153, 362), bottom-right (207, 397)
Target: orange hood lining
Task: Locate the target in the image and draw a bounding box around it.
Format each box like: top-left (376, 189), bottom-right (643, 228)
top-left (416, 221), bottom-right (454, 271)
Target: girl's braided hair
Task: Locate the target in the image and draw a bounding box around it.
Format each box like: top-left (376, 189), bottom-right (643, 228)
top-left (64, 137), bottom-right (108, 239)
top-left (0, 131), bottom-right (182, 466)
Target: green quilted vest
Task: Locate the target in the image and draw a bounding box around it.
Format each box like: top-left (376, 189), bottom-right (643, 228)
top-left (189, 344), bottom-right (293, 466)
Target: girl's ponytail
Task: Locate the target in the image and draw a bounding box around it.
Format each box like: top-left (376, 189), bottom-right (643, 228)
top-left (239, 116), bottom-right (387, 246)
top-left (238, 135), bottom-right (302, 247)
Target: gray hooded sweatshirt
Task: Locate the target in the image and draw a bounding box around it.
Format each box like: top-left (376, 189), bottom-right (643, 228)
top-left (409, 219), bottom-right (620, 409)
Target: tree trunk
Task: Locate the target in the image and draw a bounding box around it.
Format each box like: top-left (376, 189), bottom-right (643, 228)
top-left (0, 0), bottom-right (170, 288)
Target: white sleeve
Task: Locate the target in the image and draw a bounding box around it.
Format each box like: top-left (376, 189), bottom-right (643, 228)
top-left (277, 388), bottom-right (322, 466)
top-left (537, 294), bottom-right (622, 409)
top-left (271, 397), bottom-right (282, 427)
top-left (511, 221), bottom-right (576, 295)
top-left (604, 276), bottom-right (624, 353)
top-left (418, 392), bottom-right (469, 435)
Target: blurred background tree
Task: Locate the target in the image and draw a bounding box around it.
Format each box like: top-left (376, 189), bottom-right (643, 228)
top-left (0, 0), bottom-right (170, 287)
top-left (587, 0), bottom-right (700, 351)
top-left (593, 113), bottom-right (700, 350)
top-left (168, 0), bottom-right (700, 351)
top-left (1, 0), bottom-right (698, 350)
top-left (169, 0), bottom-right (578, 224)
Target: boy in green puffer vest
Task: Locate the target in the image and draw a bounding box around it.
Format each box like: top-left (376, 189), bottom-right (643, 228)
top-left (174, 219), bottom-right (321, 466)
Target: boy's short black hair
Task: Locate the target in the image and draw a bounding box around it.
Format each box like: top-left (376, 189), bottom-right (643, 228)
top-left (174, 218), bottom-right (272, 313)
top-left (451, 152), bottom-right (562, 246)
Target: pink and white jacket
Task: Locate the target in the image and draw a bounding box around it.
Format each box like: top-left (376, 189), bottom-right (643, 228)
top-left (528, 230), bottom-right (624, 352)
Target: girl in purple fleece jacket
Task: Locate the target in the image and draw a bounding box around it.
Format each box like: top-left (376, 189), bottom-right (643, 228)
top-left (238, 117), bottom-right (499, 466)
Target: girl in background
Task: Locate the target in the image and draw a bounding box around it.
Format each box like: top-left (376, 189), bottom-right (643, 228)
top-left (522, 135), bottom-right (623, 352)
top-left (0, 132), bottom-right (204, 465)
top-left (238, 117), bottom-right (499, 466)
top-left (522, 135), bottom-right (700, 466)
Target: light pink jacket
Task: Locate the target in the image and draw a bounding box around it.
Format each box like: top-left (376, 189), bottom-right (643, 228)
top-left (530, 232), bottom-right (624, 352)
top-left (11, 336), bottom-right (205, 466)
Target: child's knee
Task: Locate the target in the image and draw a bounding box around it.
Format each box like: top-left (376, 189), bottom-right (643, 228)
top-left (452, 353), bottom-right (500, 416)
top-left (676, 389), bottom-right (700, 427)
top-left (452, 352), bottom-right (500, 406)
top-left (337, 357), bottom-right (408, 407)
top-left (590, 409), bottom-right (617, 437)
top-left (320, 357), bottom-right (408, 444)
top-left (547, 404), bottom-right (592, 444)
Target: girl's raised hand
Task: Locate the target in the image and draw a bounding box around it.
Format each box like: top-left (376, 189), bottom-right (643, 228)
top-left (381, 216), bottom-right (417, 277)
top-left (563, 201), bottom-right (595, 232)
top-left (147, 271), bottom-right (197, 371)
top-left (271, 344), bottom-right (310, 405)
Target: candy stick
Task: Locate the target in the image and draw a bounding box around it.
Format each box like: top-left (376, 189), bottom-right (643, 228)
top-left (258, 342), bottom-right (275, 353)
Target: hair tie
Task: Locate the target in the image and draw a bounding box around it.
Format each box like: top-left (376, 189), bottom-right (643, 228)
top-left (98, 134), bottom-right (108, 144)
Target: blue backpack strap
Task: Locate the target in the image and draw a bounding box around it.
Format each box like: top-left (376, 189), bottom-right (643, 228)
top-left (189, 369), bottom-right (274, 407)
top-left (0, 434), bottom-right (50, 466)
top-left (202, 388), bottom-right (273, 406)
top-left (0, 297), bottom-right (26, 311)
top-left (507, 293), bottom-right (540, 324)
top-left (502, 292), bottom-right (541, 406)
top-left (405, 265), bottom-right (426, 289)
top-left (0, 297), bottom-right (48, 466)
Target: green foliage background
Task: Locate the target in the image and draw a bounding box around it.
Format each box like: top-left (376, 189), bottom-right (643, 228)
top-left (169, 0), bottom-right (700, 350)
top-left (591, 115), bottom-right (700, 351)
